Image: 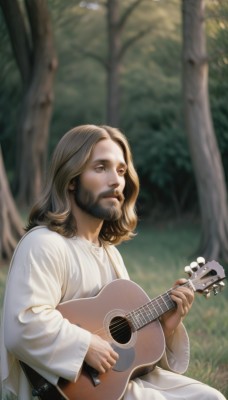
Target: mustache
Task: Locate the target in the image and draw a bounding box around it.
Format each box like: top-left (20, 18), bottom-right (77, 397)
top-left (99, 189), bottom-right (125, 203)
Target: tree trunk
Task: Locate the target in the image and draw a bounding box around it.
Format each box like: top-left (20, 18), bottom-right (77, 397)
top-left (182, 0), bottom-right (228, 262)
top-left (0, 0), bottom-right (58, 206)
top-left (105, 0), bottom-right (149, 126)
top-left (18, 0), bottom-right (58, 206)
top-left (106, 0), bottom-right (121, 126)
top-left (0, 146), bottom-right (24, 260)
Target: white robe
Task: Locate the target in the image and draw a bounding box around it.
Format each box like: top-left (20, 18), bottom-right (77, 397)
top-left (1, 227), bottom-right (225, 400)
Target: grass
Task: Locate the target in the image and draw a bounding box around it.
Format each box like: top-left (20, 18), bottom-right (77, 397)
top-left (0, 219), bottom-right (227, 398)
top-left (119, 219), bottom-right (228, 397)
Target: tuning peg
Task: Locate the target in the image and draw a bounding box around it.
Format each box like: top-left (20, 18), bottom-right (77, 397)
top-left (218, 281), bottom-right (225, 291)
top-left (196, 257), bottom-right (205, 266)
top-left (184, 265), bottom-right (193, 276)
top-left (203, 289), bottom-right (211, 299)
top-left (212, 285), bottom-right (219, 295)
top-left (190, 261), bottom-right (199, 272)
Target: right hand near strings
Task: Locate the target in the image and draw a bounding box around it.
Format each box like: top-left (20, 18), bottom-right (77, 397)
top-left (85, 334), bottom-right (119, 374)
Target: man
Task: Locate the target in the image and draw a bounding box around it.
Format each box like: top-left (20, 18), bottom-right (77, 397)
top-left (1, 125), bottom-right (226, 399)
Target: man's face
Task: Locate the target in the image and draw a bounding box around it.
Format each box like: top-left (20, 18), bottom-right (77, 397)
top-left (74, 139), bottom-right (127, 221)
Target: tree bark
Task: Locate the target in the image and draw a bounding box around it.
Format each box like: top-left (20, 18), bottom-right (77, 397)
top-left (182, 0), bottom-right (228, 262)
top-left (0, 146), bottom-right (24, 260)
top-left (106, 0), bottom-right (121, 126)
top-left (0, 0), bottom-right (58, 206)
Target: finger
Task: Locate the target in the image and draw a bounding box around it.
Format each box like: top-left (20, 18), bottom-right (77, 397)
top-left (102, 361), bottom-right (112, 372)
top-left (110, 348), bottom-right (119, 361)
top-left (171, 293), bottom-right (191, 317)
top-left (173, 285), bottom-right (193, 295)
top-left (170, 293), bottom-right (187, 315)
top-left (107, 355), bottom-right (118, 367)
top-left (174, 278), bottom-right (188, 286)
top-left (102, 358), bottom-right (115, 372)
top-left (172, 288), bottom-right (194, 305)
top-left (181, 305), bottom-right (189, 317)
top-left (171, 289), bottom-right (187, 303)
top-left (171, 293), bottom-right (185, 307)
top-left (99, 365), bottom-right (107, 374)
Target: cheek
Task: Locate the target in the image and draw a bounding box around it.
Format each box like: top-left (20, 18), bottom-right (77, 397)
top-left (120, 177), bottom-right (126, 191)
top-left (80, 172), bottom-right (103, 192)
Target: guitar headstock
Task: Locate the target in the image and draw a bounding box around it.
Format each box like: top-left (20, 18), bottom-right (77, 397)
top-left (184, 257), bottom-right (226, 297)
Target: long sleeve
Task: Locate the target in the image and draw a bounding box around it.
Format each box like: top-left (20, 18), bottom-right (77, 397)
top-left (158, 322), bottom-right (190, 374)
top-left (2, 228), bottom-right (91, 389)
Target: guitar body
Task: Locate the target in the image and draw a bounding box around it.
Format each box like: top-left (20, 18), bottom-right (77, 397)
top-left (56, 279), bottom-right (165, 400)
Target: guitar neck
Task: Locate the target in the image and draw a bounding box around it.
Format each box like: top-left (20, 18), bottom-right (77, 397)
top-left (127, 282), bottom-right (193, 331)
top-left (127, 291), bottom-right (174, 331)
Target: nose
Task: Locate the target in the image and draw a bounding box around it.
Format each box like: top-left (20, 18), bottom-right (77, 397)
top-left (108, 169), bottom-right (122, 188)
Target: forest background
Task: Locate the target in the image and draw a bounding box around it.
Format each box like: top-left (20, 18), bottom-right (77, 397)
top-left (1, 0), bottom-right (228, 220)
top-left (0, 0), bottom-right (228, 398)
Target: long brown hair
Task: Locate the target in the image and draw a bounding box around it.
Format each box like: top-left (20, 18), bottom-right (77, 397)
top-left (26, 125), bottom-right (139, 245)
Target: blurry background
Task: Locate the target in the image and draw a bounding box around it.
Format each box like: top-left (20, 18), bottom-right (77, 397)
top-left (0, 0), bottom-right (228, 398)
top-left (1, 0), bottom-right (228, 261)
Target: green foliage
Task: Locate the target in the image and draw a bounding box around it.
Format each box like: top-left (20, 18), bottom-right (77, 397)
top-left (0, 0), bottom-right (228, 215)
top-left (130, 127), bottom-right (196, 216)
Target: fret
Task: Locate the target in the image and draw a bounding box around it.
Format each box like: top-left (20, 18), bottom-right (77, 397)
top-left (145, 303), bottom-right (157, 321)
top-left (127, 290), bottom-right (177, 331)
top-left (136, 310), bottom-right (147, 326)
top-left (128, 310), bottom-right (143, 330)
top-left (162, 293), bottom-right (170, 309)
top-left (153, 297), bottom-right (165, 315)
top-left (163, 291), bottom-right (176, 310)
top-left (138, 308), bottom-right (149, 325)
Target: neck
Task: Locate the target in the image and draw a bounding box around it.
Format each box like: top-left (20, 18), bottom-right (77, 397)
top-left (70, 195), bottom-right (103, 245)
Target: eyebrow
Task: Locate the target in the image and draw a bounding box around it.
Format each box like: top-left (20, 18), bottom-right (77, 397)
top-left (92, 159), bottom-right (127, 168)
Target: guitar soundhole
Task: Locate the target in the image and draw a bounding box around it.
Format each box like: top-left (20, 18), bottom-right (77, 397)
top-left (109, 316), bottom-right (132, 344)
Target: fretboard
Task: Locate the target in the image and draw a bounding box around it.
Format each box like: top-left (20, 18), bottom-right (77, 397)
top-left (127, 288), bottom-right (178, 331)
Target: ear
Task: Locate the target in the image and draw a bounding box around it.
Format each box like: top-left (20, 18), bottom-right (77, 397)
top-left (68, 178), bottom-right (76, 192)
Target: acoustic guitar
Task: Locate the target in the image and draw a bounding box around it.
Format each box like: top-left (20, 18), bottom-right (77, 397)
top-left (21, 259), bottom-right (225, 400)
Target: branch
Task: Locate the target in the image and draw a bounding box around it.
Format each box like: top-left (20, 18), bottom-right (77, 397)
top-left (74, 45), bottom-right (108, 69)
top-left (119, 26), bottom-right (153, 60)
top-left (118, 0), bottom-right (146, 31)
top-left (0, 0), bottom-right (32, 87)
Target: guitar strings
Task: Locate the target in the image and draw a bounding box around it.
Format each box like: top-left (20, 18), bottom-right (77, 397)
top-left (93, 280), bottom-right (194, 339)
top-left (91, 283), bottom-right (190, 339)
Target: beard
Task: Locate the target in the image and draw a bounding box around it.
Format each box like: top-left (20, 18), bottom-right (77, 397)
top-left (73, 182), bottom-right (124, 221)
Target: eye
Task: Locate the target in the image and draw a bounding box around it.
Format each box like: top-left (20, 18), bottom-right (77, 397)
top-left (95, 164), bottom-right (105, 172)
top-left (118, 166), bottom-right (127, 176)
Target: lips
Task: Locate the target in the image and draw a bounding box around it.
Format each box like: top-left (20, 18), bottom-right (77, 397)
top-left (101, 190), bottom-right (124, 203)
top-left (103, 195), bottom-right (119, 202)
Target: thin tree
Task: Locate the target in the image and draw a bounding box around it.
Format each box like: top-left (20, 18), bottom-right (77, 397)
top-left (77, 0), bottom-right (152, 126)
top-left (182, 0), bottom-right (228, 262)
top-left (0, 0), bottom-right (58, 206)
top-left (0, 146), bottom-right (24, 261)
top-left (106, 0), bottom-right (151, 125)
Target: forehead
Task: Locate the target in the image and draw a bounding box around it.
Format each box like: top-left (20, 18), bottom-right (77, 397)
top-left (89, 139), bottom-right (126, 163)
